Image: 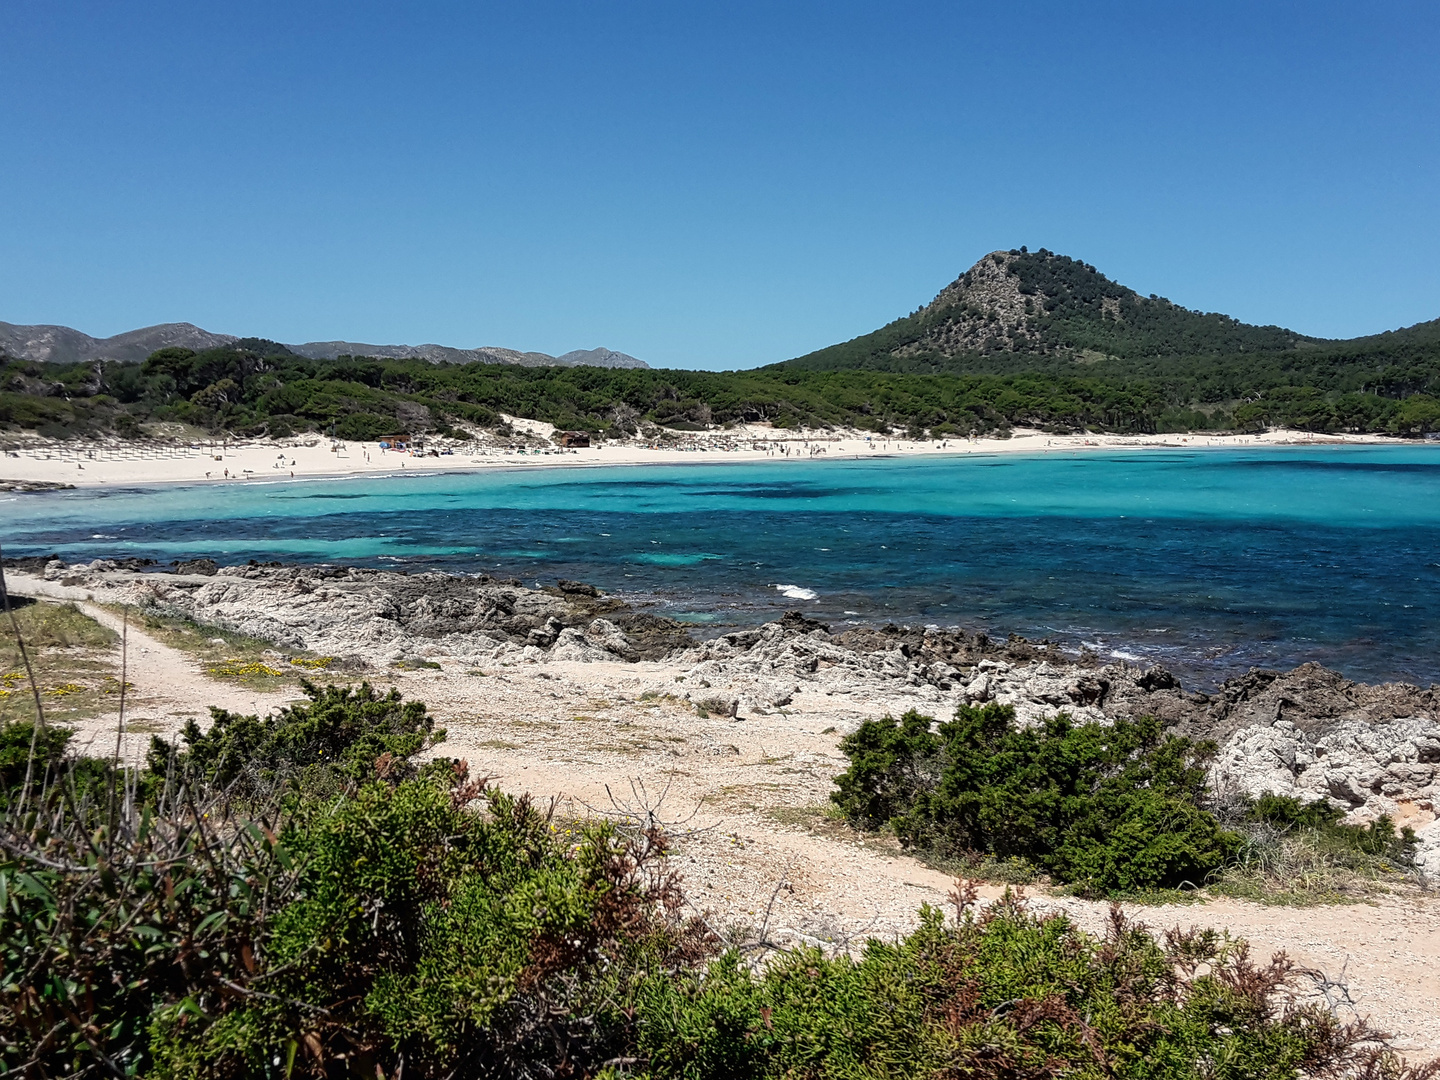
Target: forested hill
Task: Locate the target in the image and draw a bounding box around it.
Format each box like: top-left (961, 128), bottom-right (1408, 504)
top-left (784, 248), bottom-right (1360, 372)
top-left (760, 248), bottom-right (1440, 432)
top-left (3, 248), bottom-right (1439, 441)
top-left (5, 332), bottom-right (1439, 443)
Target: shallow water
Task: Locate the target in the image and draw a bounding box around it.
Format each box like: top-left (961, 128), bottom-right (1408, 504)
top-left (5, 446), bottom-right (1440, 687)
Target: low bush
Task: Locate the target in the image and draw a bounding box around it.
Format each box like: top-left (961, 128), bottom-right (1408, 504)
top-left (2, 771), bottom-right (288, 1076)
top-left (1207, 793), bottom-right (1422, 904)
top-left (0, 719), bottom-right (84, 797)
top-left (150, 680), bottom-right (448, 798)
top-left (0, 720), bottom-right (119, 807)
top-left (1246, 793), bottom-right (1418, 863)
top-left (144, 772), bottom-right (708, 1079)
top-left (831, 704), bottom-right (1240, 894)
top-left (634, 887), bottom-right (1429, 1080)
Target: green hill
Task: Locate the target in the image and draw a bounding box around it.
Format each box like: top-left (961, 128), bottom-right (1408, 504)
top-left (781, 247), bottom-right (1428, 374)
top-left (764, 248), bottom-right (1440, 433)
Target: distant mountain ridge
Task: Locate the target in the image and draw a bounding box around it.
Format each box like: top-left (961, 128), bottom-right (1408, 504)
top-left (287, 341), bottom-right (647, 369)
top-left (783, 248), bottom-right (1326, 372)
top-left (0, 321), bottom-right (648, 369)
top-left (0, 322), bottom-right (238, 366)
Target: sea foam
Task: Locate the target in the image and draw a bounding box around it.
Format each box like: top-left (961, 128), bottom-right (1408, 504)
top-left (774, 584), bottom-right (818, 600)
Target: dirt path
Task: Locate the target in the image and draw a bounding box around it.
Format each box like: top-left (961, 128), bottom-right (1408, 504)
top-left (5, 580), bottom-right (300, 758)
top-left (68, 600), bottom-right (302, 756)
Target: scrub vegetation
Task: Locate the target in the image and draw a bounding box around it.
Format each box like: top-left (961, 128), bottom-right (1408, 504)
top-left (4, 666), bottom-right (1438, 1077)
top-left (831, 703), bottom-right (1422, 905)
top-left (1209, 794), bottom-right (1421, 906)
top-left (0, 599), bottom-right (118, 727)
top-left (830, 704), bottom-right (1240, 895)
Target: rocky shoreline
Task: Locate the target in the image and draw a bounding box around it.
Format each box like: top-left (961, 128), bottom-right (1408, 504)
top-left (0, 478), bottom-right (74, 493)
top-left (8, 555), bottom-right (1440, 873)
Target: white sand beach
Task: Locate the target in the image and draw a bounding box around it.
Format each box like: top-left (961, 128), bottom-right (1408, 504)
top-left (0, 423), bottom-right (1423, 490)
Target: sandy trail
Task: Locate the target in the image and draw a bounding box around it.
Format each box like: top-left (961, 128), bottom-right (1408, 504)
top-left (6, 580), bottom-right (300, 758)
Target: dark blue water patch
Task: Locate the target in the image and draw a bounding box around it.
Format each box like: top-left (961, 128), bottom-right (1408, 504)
top-left (1232, 460), bottom-right (1440, 473)
top-left (683, 487), bottom-right (860, 499)
top-left (539, 478), bottom-right (870, 500)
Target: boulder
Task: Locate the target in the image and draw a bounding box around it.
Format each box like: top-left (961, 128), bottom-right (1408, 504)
top-left (583, 618), bottom-right (636, 660)
top-left (549, 627), bottom-right (612, 663)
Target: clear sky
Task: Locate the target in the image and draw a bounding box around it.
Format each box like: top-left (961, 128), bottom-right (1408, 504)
top-left (3, 1), bottom-right (1437, 370)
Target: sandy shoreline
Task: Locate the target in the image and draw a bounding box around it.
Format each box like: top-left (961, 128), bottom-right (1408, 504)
top-left (2, 424), bottom-right (1429, 490)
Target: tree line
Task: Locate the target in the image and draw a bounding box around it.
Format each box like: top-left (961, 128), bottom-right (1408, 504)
top-left (2, 333), bottom-right (1439, 442)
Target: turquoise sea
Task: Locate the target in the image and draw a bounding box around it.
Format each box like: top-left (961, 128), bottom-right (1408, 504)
top-left (5, 446), bottom-right (1440, 687)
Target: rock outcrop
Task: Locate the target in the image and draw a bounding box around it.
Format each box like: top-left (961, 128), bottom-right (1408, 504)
top-left (21, 560), bottom-right (690, 666)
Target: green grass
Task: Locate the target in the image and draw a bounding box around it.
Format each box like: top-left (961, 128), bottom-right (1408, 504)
top-left (115, 606), bottom-right (342, 689)
top-left (1205, 831), bottom-right (1418, 906)
top-left (0, 600), bottom-right (120, 725)
top-left (5, 600), bottom-right (116, 651)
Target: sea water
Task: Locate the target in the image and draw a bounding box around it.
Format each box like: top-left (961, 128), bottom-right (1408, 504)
top-left (5, 446), bottom-right (1440, 687)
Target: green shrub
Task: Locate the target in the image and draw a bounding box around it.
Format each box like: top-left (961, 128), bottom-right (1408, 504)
top-left (0, 721), bottom-right (120, 807)
top-left (3, 678), bottom-right (703, 1079)
top-left (149, 680), bottom-right (447, 798)
top-left (264, 413), bottom-right (300, 438)
top-left (635, 890), bottom-right (1425, 1080)
top-left (0, 720), bottom-right (82, 798)
top-left (146, 774), bottom-right (707, 1079)
top-left (831, 704), bottom-right (1240, 894)
top-left (1247, 793), bottom-right (1418, 862)
top-left (334, 411), bottom-right (398, 440)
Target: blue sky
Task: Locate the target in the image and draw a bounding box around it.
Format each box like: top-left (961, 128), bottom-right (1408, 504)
top-left (3, 1), bottom-right (1437, 369)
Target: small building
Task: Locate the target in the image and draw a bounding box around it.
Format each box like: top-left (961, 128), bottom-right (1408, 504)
top-left (556, 431), bottom-right (591, 448)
